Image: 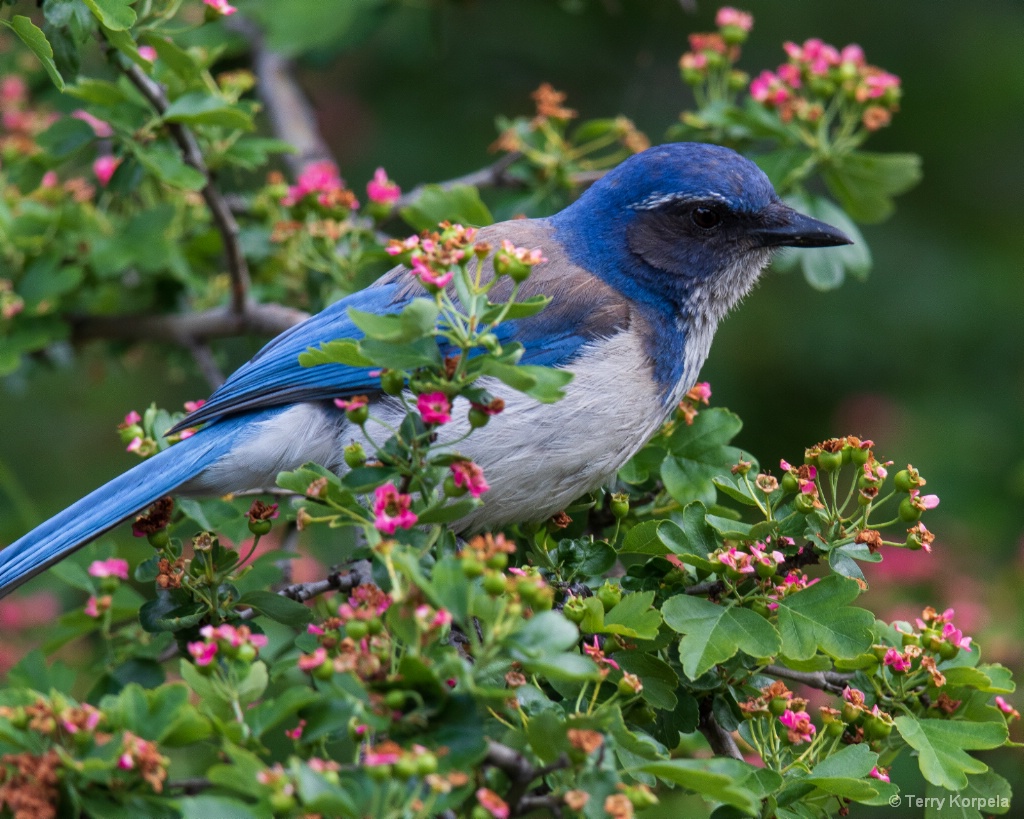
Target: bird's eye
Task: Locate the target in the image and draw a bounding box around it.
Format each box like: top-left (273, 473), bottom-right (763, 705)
top-left (690, 206), bottom-right (722, 230)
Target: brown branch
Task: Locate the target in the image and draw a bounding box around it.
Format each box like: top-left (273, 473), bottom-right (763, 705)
top-left (276, 559), bottom-right (373, 603)
top-left (485, 740), bottom-right (570, 816)
top-left (118, 61), bottom-right (252, 314)
top-left (70, 302), bottom-right (309, 346)
top-left (763, 664), bottom-right (853, 696)
top-left (698, 698), bottom-right (743, 761)
top-left (185, 338), bottom-right (225, 389)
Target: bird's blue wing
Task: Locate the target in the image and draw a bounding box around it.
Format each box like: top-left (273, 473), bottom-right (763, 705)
top-left (172, 259), bottom-right (612, 431)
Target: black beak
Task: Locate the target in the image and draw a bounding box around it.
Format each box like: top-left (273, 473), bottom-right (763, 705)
top-left (755, 203), bottom-right (853, 248)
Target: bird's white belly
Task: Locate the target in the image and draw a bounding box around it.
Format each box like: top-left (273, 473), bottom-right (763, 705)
top-left (192, 330), bottom-right (676, 531)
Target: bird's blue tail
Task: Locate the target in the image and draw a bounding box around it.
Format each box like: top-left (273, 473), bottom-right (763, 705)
top-left (0, 414), bottom-right (255, 598)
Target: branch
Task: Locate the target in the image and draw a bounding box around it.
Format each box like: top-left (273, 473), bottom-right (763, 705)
top-left (698, 698), bottom-right (743, 760)
top-left (275, 559), bottom-right (374, 603)
top-left (763, 664), bottom-right (853, 696)
top-left (185, 338), bottom-right (225, 389)
top-left (228, 17), bottom-right (334, 176)
top-left (118, 61), bottom-right (252, 314)
top-left (485, 740), bottom-right (570, 816)
top-left (392, 151), bottom-right (524, 212)
top-left (70, 302), bottom-right (309, 346)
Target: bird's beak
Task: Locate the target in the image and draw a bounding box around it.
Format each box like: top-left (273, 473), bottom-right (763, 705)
top-left (755, 203), bottom-right (853, 248)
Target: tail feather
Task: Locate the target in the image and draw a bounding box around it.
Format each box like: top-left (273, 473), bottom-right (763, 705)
top-left (0, 414), bottom-right (254, 598)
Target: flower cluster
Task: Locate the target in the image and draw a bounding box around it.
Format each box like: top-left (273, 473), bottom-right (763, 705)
top-left (678, 8), bottom-right (752, 88)
top-left (675, 381), bottom-right (712, 426)
top-left (750, 37), bottom-right (901, 131)
top-left (280, 160), bottom-right (359, 212)
top-left (187, 623), bottom-right (268, 668)
top-left (385, 222), bottom-right (484, 291)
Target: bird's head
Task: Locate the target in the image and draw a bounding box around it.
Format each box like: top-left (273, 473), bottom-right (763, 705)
top-left (551, 142), bottom-right (851, 322)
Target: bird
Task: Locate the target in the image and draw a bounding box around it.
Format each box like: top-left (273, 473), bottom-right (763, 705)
top-left (0, 142), bottom-right (850, 598)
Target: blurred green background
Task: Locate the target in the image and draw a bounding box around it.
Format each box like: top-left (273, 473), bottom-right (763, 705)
top-left (0, 0), bottom-right (1021, 809)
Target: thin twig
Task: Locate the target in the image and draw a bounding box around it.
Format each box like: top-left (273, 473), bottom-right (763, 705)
top-left (119, 61), bottom-right (252, 313)
top-left (763, 664), bottom-right (853, 695)
top-left (276, 559), bottom-right (374, 603)
top-left (485, 740), bottom-right (570, 815)
top-left (185, 338), bottom-right (225, 389)
top-left (70, 302), bottom-right (309, 346)
top-left (698, 698), bottom-right (743, 761)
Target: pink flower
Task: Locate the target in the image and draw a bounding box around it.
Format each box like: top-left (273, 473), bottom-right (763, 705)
top-left (417, 392), bottom-right (451, 425)
top-left (373, 483), bottom-right (417, 534)
top-left (583, 636), bottom-right (620, 671)
top-left (750, 71), bottom-right (791, 106)
top-left (366, 167), bottom-right (401, 205)
top-left (778, 709), bottom-right (815, 743)
top-left (364, 746), bottom-right (402, 767)
top-left (285, 719), bottom-right (306, 740)
top-left (995, 697), bottom-right (1020, 720)
top-left (909, 489), bottom-right (940, 510)
top-left (41, 171), bottom-right (59, 188)
top-left (410, 257), bottom-right (453, 289)
top-left (689, 382), bottom-right (712, 403)
top-left (307, 623), bottom-right (326, 636)
top-left (476, 788), bottom-right (510, 819)
top-left (334, 395), bottom-right (369, 412)
top-left (72, 109), bottom-right (113, 138)
top-left (450, 461), bottom-right (489, 498)
top-left (297, 646), bottom-right (328, 672)
top-left (941, 622), bottom-right (972, 652)
top-left (202, 0), bottom-right (237, 15)
top-left (0, 76), bottom-right (26, 105)
top-left (93, 156), bottom-right (120, 186)
top-left (184, 399), bottom-right (206, 413)
top-left (88, 558), bottom-right (130, 580)
top-left (118, 753), bottom-right (135, 770)
top-left (883, 647), bottom-right (911, 673)
top-left (138, 45), bottom-right (157, 62)
top-left (187, 640), bottom-right (218, 666)
top-left (869, 766), bottom-right (890, 783)
top-left (841, 44), bottom-right (865, 66)
top-left (120, 410), bottom-right (142, 427)
top-left (715, 7), bottom-right (753, 32)
top-left (84, 595), bottom-right (111, 618)
top-left (281, 160), bottom-right (348, 207)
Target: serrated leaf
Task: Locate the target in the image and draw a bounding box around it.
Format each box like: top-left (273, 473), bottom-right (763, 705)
top-left (81, 0), bottom-right (136, 30)
top-left (663, 595), bottom-right (781, 679)
top-left (636, 758), bottom-right (762, 815)
top-left (399, 183), bottom-right (493, 231)
top-left (163, 92), bottom-right (253, 131)
top-left (134, 144), bottom-right (206, 190)
top-left (476, 359), bottom-right (572, 402)
top-left (773, 575), bottom-right (873, 660)
top-left (925, 770), bottom-right (1012, 818)
top-left (895, 715), bottom-right (1007, 791)
top-left (602, 592), bottom-right (663, 640)
top-left (822, 151), bottom-right (922, 223)
top-left (3, 17), bottom-right (65, 91)
top-left (616, 651), bottom-right (679, 711)
top-left (299, 339), bottom-right (373, 368)
top-left (348, 298), bottom-right (438, 342)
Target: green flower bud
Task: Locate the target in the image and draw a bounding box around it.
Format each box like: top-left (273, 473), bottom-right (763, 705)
top-left (610, 493), bottom-right (630, 519)
top-left (462, 556), bottom-right (485, 578)
top-left (562, 597), bottom-right (586, 623)
top-left (248, 519), bottom-right (272, 536)
top-left (818, 450), bottom-right (843, 472)
top-left (415, 751), bottom-right (438, 776)
top-left (344, 442), bottom-right (367, 468)
top-left (384, 690), bottom-right (407, 711)
top-left (794, 492), bottom-right (816, 514)
top-left (899, 497), bottom-right (922, 522)
top-left (468, 406), bottom-right (490, 428)
top-left (147, 529), bottom-right (169, 548)
top-left (483, 572), bottom-right (507, 596)
top-left (596, 581), bottom-right (622, 612)
top-left (346, 620), bottom-right (369, 640)
top-left (486, 552), bottom-right (508, 571)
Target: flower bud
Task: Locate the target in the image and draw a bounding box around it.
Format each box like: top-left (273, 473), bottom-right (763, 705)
top-left (248, 518), bottom-right (272, 536)
top-left (468, 406), bottom-right (490, 428)
top-left (596, 581), bottom-right (622, 612)
top-left (610, 493), bottom-right (630, 520)
top-left (461, 556), bottom-right (485, 578)
top-left (346, 620), bottom-right (369, 640)
top-left (562, 597), bottom-right (586, 623)
top-left (818, 450), bottom-right (843, 472)
top-left (794, 493), bottom-right (816, 514)
top-left (415, 752), bottom-right (439, 776)
top-left (483, 572), bottom-right (507, 596)
top-left (147, 529), bottom-right (169, 548)
top-left (344, 442), bottom-right (367, 468)
top-left (898, 497), bottom-right (922, 522)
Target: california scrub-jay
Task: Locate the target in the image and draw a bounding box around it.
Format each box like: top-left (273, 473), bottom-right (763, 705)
top-left (0, 143), bottom-right (850, 597)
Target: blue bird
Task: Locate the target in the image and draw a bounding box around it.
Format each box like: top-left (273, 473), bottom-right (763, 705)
top-left (0, 143), bottom-right (850, 597)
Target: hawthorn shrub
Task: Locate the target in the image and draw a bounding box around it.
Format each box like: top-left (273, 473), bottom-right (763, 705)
top-left (0, 3), bottom-right (1016, 818)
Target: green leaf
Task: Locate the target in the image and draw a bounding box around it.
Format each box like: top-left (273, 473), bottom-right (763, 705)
top-left (799, 744), bottom-right (897, 804)
top-left (81, 0), bottom-right (136, 30)
top-left (925, 770), bottom-right (1012, 818)
top-left (635, 758), bottom-right (762, 815)
top-left (163, 92), bottom-right (254, 131)
top-left (178, 796), bottom-right (263, 819)
top-left (773, 575), bottom-right (873, 661)
top-left (348, 298), bottom-right (438, 342)
top-left (618, 520), bottom-right (669, 556)
top-left (661, 408), bottom-right (745, 505)
top-left (823, 151), bottom-right (922, 223)
top-left (616, 651), bottom-right (679, 711)
top-left (49, 559), bottom-right (95, 593)
top-left (895, 714), bottom-right (1008, 790)
top-left (476, 359), bottom-right (572, 402)
top-left (400, 184), bottom-right (493, 231)
top-left (526, 709), bottom-right (570, 763)
top-left (663, 595), bottom-right (781, 679)
top-left (37, 117), bottom-right (95, 158)
top-left (237, 590), bottom-right (313, 627)
top-left (300, 339), bottom-right (374, 368)
top-left (133, 144), bottom-right (206, 190)
top-left (602, 592), bottom-right (663, 640)
top-left (3, 17), bottom-right (65, 91)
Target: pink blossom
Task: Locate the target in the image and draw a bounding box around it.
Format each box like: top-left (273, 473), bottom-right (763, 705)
top-left (334, 395), bottom-right (369, 413)
top-left (450, 460), bottom-right (490, 498)
top-left (366, 167), bottom-right (401, 205)
top-left (118, 753), bottom-right (135, 770)
top-left (126, 436), bottom-right (143, 453)
top-left (281, 160), bottom-right (349, 207)
top-left (121, 410), bottom-right (142, 427)
top-left (88, 558), bottom-right (130, 580)
top-left (941, 622), bottom-right (972, 652)
top-left (184, 399), bottom-right (206, 413)
top-left (72, 109), bottom-right (113, 138)
top-left (995, 697), bottom-right (1020, 719)
top-left (883, 647), bottom-right (911, 673)
top-left (203, 0), bottom-right (237, 15)
top-left (778, 709), bottom-right (815, 743)
top-left (307, 623), bottom-right (326, 636)
top-left (93, 156), bottom-right (120, 186)
top-left (41, 171), bottom-right (59, 188)
top-left (0, 76), bottom-right (26, 106)
top-left (410, 256), bottom-right (453, 289)
top-left (417, 392), bottom-right (451, 425)
top-left (476, 788), bottom-right (510, 819)
top-left (842, 686), bottom-right (865, 704)
top-left (776, 63), bottom-right (802, 88)
top-left (869, 766), bottom-right (890, 783)
top-left (138, 45), bottom-right (158, 62)
top-left (285, 719), bottom-right (306, 740)
top-left (689, 382), bottom-right (712, 403)
top-left (297, 646), bottom-right (328, 672)
top-left (750, 70), bottom-right (791, 106)
top-left (373, 483), bottom-right (417, 534)
top-left (364, 746), bottom-right (402, 767)
top-left (187, 640), bottom-right (218, 666)
top-left (715, 7), bottom-right (753, 32)
top-left (909, 489), bottom-right (940, 510)
top-left (841, 44), bottom-right (865, 66)
top-left (583, 636), bottom-right (619, 670)
top-left (84, 595), bottom-right (111, 618)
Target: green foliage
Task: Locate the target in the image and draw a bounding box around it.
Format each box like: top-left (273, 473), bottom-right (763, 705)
top-left (0, 2), bottom-right (1013, 818)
